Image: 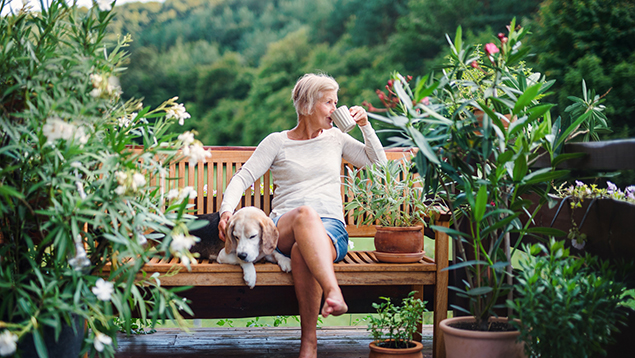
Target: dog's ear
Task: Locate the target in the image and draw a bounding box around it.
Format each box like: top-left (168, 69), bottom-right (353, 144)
top-left (225, 215), bottom-right (237, 253)
top-left (260, 216), bottom-right (279, 255)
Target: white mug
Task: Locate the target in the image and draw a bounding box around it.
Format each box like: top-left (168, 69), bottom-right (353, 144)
top-left (331, 106), bottom-right (356, 133)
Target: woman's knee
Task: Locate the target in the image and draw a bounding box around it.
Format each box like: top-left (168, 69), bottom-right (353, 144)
top-left (293, 206), bottom-right (321, 225)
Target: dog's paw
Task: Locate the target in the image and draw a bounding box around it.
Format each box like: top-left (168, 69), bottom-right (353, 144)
top-left (241, 263), bottom-right (257, 289)
top-left (277, 256), bottom-right (292, 273)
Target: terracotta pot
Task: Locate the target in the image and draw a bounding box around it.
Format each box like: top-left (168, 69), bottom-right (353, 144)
top-left (374, 226), bottom-right (424, 263)
top-left (440, 316), bottom-right (525, 358)
top-left (473, 110), bottom-right (515, 130)
top-left (374, 226), bottom-right (423, 253)
top-left (369, 340), bottom-right (424, 358)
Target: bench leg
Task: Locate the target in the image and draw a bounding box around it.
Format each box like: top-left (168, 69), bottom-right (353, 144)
top-left (411, 285), bottom-right (424, 342)
top-left (434, 220), bottom-right (450, 358)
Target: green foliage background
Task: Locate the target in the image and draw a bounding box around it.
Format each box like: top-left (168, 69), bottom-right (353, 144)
top-left (106, 0), bottom-right (634, 146)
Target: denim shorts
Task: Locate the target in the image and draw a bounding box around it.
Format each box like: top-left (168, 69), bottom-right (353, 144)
top-left (272, 215), bottom-right (349, 263)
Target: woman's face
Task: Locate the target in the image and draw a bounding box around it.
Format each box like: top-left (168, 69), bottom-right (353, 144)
top-left (310, 89), bottom-right (338, 130)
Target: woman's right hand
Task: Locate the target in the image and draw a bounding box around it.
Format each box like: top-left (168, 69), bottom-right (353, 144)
top-left (218, 211), bottom-right (232, 242)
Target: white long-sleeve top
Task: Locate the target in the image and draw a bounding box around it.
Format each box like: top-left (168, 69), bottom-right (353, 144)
top-left (219, 124), bottom-right (387, 223)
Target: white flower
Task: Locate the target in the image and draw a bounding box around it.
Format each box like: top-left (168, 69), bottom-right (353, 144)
top-left (186, 143), bottom-right (211, 165)
top-left (170, 233), bottom-right (197, 252)
top-left (181, 255), bottom-right (190, 266)
top-left (75, 126), bottom-right (90, 145)
top-left (0, 330), bottom-right (18, 357)
top-left (179, 186), bottom-right (197, 201)
top-left (114, 185), bottom-right (126, 195)
top-left (166, 103), bottom-right (191, 125)
top-left (136, 230), bottom-right (147, 245)
top-left (151, 272), bottom-right (161, 286)
top-left (106, 76), bottom-right (122, 97)
top-left (42, 117), bottom-right (89, 145)
top-left (90, 73), bottom-right (103, 87)
top-left (95, 0), bottom-right (112, 12)
top-left (69, 237), bottom-right (90, 271)
top-left (92, 278), bottom-right (114, 301)
top-left (607, 181), bottom-right (618, 194)
top-left (131, 173), bottom-right (146, 191)
top-left (76, 181), bottom-right (87, 200)
top-left (93, 331), bottom-right (113, 352)
top-left (167, 188), bottom-right (180, 201)
top-left (89, 88), bottom-right (102, 97)
top-left (117, 113), bottom-right (136, 128)
top-left (571, 238), bottom-right (586, 250)
top-left (348, 240), bottom-right (355, 250)
top-left (115, 171), bottom-right (127, 185)
top-left (42, 116), bottom-right (73, 144)
top-left (626, 186), bottom-right (635, 200)
top-left (178, 131), bottom-right (195, 146)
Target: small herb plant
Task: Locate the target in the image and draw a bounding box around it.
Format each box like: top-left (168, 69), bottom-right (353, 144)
top-left (367, 291), bottom-right (427, 349)
top-left (508, 239), bottom-right (630, 358)
top-left (345, 158), bottom-right (437, 227)
top-left (556, 180), bottom-right (635, 249)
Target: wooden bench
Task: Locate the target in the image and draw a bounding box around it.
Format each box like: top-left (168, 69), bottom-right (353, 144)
top-left (109, 146), bottom-right (450, 358)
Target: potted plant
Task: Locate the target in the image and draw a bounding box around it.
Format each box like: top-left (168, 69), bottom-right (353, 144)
top-left (344, 158), bottom-right (438, 262)
top-left (0, 2), bottom-right (206, 357)
top-left (367, 291), bottom-right (427, 357)
top-left (507, 239), bottom-right (630, 358)
top-left (539, 180), bottom-right (635, 259)
top-left (366, 19), bottom-right (602, 357)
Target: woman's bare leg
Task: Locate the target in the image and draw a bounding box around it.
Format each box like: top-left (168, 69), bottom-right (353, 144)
top-left (277, 206), bottom-right (348, 357)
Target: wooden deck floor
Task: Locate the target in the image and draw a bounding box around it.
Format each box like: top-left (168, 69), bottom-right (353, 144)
top-left (115, 326), bottom-right (434, 357)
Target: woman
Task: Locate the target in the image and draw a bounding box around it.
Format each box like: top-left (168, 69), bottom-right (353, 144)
top-left (218, 73), bottom-right (386, 358)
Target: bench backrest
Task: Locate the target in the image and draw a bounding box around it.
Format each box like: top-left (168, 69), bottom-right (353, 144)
top-left (162, 147), bottom-right (415, 237)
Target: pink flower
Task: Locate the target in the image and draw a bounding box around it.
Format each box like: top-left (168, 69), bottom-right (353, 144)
top-left (485, 43), bottom-right (499, 55)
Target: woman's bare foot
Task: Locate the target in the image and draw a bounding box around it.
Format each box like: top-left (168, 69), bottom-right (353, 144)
top-left (321, 297), bottom-right (348, 317)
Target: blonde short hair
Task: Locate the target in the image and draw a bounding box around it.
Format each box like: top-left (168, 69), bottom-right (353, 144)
top-left (292, 73), bottom-right (339, 116)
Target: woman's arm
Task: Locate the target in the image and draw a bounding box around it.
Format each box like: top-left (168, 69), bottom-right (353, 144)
top-left (342, 121), bottom-right (387, 167)
top-left (218, 134), bottom-right (282, 239)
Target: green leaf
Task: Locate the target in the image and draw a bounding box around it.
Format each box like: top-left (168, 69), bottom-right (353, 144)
top-left (527, 104), bottom-right (556, 123)
top-left (414, 77), bottom-right (439, 103)
top-left (525, 227), bottom-right (567, 237)
top-left (473, 186), bottom-right (487, 222)
top-left (394, 80), bottom-right (412, 112)
top-left (521, 169), bottom-right (569, 185)
top-left (445, 260), bottom-right (491, 271)
top-left (33, 328), bottom-right (49, 358)
top-left (408, 127), bottom-right (440, 165)
top-left (556, 110), bottom-right (593, 148)
top-left (454, 26), bottom-right (463, 56)
top-left (513, 155), bottom-right (528, 182)
top-left (513, 83), bottom-right (542, 115)
top-left (467, 286), bottom-right (493, 296)
top-left (551, 152), bottom-right (586, 168)
top-left (430, 225), bottom-right (473, 239)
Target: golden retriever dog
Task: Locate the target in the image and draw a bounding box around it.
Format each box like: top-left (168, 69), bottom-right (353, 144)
top-left (217, 207), bottom-right (292, 288)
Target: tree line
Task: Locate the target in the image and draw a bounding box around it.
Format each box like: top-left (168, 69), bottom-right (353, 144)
top-left (107, 0), bottom-right (635, 146)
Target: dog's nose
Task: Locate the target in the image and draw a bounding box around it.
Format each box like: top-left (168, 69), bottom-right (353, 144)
top-left (237, 252), bottom-right (248, 261)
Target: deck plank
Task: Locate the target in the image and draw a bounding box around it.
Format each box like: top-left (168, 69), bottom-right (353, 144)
top-left (115, 326), bottom-right (433, 358)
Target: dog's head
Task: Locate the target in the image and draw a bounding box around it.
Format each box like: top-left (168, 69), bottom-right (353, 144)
top-left (225, 207), bottom-right (279, 262)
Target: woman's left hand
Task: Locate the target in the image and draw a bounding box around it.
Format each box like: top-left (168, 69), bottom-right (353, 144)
top-left (349, 106), bottom-right (368, 127)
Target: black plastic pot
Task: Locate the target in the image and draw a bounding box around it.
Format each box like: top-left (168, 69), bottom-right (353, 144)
top-left (18, 315), bottom-right (84, 358)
